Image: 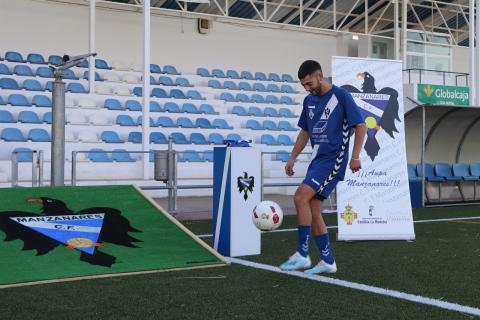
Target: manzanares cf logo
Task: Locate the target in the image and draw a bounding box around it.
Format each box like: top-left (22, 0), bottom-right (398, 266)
top-left (342, 72), bottom-right (400, 161)
top-left (341, 205), bottom-right (358, 225)
top-left (237, 172), bottom-right (254, 200)
top-left (0, 197), bottom-right (142, 267)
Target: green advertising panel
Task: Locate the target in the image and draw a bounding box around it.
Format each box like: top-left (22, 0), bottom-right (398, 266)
top-left (417, 84), bottom-right (470, 106)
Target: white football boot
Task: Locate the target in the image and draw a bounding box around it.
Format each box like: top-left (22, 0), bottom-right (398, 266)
top-left (304, 260), bottom-right (337, 274)
top-left (279, 252), bottom-right (312, 271)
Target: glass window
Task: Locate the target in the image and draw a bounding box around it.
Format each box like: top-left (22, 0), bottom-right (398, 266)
top-left (407, 31), bottom-right (424, 41)
top-left (407, 41), bottom-right (424, 53)
top-left (407, 55), bottom-right (425, 69)
top-left (426, 44), bottom-right (450, 55)
top-left (426, 57), bottom-right (449, 71)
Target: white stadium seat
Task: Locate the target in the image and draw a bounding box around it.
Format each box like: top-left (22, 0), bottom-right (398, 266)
top-left (113, 86), bottom-right (131, 96)
top-left (112, 61), bottom-right (131, 71)
top-left (89, 114), bottom-right (110, 126)
top-left (65, 95), bottom-right (75, 108)
top-left (65, 130), bottom-right (77, 142)
top-left (123, 73), bottom-right (139, 84)
top-left (95, 84), bottom-right (112, 95)
top-left (67, 112), bottom-right (88, 125)
top-left (103, 71), bottom-right (122, 82)
top-left (77, 97), bottom-right (97, 109)
top-left (78, 130), bottom-right (99, 142)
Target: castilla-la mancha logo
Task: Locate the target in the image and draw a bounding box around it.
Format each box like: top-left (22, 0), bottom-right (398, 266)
top-left (341, 205), bottom-right (358, 225)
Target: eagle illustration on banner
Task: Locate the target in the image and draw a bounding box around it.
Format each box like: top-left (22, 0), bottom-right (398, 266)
top-left (341, 72), bottom-right (400, 161)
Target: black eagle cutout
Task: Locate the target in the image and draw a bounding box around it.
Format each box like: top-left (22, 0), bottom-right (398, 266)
top-left (341, 71), bottom-right (400, 161)
top-left (0, 197), bottom-right (142, 267)
top-left (237, 172), bottom-right (254, 200)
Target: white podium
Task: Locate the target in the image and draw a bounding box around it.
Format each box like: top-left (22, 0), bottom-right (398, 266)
top-left (213, 146), bottom-right (261, 257)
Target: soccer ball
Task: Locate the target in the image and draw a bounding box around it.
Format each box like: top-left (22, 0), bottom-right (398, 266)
top-left (252, 201), bottom-right (283, 231)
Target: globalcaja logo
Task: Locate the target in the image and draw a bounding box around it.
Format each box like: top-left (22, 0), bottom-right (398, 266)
top-left (418, 84), bottom-right (469, 106)
top-left (341, 205), bottom-right (358, 225)
top-left (237, 172), bottom-right (254, 200)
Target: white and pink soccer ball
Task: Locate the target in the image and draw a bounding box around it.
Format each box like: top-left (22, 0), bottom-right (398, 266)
top-left (252, 201), bottom-right (283, 231)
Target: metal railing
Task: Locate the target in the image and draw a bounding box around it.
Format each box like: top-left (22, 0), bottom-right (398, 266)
top-left (11, 150), bottom-right (44, 187)
top-left (403, 68), bottom-right (469, 86)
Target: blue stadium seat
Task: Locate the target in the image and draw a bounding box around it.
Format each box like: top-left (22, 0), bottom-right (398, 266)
top-left (0, 63), bottom-right (12, 75)
top-left (236, 93), bottom-right (250, 103)
top-left (175, 77), bottom-right (192, 87)
top-left (13, 65), bottom-right (34, 76)
top-left (101, 131), bottom-right (124, 143)
top-left (150, 64), bottom-right (162, 73)
top-left (0, 96), bottom-right (4, 105)
top-left (157, 116), bottom-right (176, 127)
top-left (452, 163), bottom-right (479, 181)
top-left (279, 108), bottom-right (295, 117)
top-left (224, 81), bottom-right (237, 90)
top-left (248, 106), bottom-right (262, 117)
top-left (227, 133), bottom-right (242, 141)
top-left (281, 96), bottom-right (295, 105)
top-left (1, 128), bottom-right (26, 141)
top-left (253, 83), bottom-right (266, 92)
top-left (163, 65), bottom-right (180, 75)
top-left (241, 71), bottom-right (254, 80)
top-left (88, 149), bottom-right (113, 162)
top-left (220, 92), bottom-right (236, 102)
top-left (251, 94), bottom-right (265, 104)
top-left (232, 105), bottom-right (248, 116)
top-left (0, 110), bottom-right (15, 123)
top-left (208, 79), bottom-right (223, 89)
top-left (48, 55), bottom-right (63, 66)
top-left (226, 70), bottom-right (240, 79)
top-left (471, 163), bottom-right (480, 177)
top-left (104, 99), bottom-right (124, 110)
top-left (187, 90), bottom-right (204, 100)
top-left (261, 134), bottom-right (277, 145)
top-left (5, 51), bottom-right (25, 63)
top-left (281, 84), bottom-right (296, 93)
top-left (18, 111), bottom-right (41, 124)
top-left (264, 107), bottom-right (278, 117)
top-left (266, 95), bottom-right (280, 104)
top-left (203, 150), bottom-right (214, 162)
top-left (112, 149), bottom-right (136, 162)
top-left (95, 59), bottom-right (111, 69)
top-left (150, 132), bottom-right (168, 144)
top-left (255, 72), bottom-right (267, 81)
top-left (275, 150), bottom-right (290, 162)
top-left (159, 76), bottom-right (174, 86)
top-left (246, 119), bottom-right (262, 130)
top-left (23, 79), bottom-right (44, 91)
top-left (150, 101), bottom-right (162, 112)
top-left (190, 133), bottom-right (208, 145)
top-left (183, 150), bottom-right (203, 162)
top-left (278, 134), bottom-right (294, 145)
top-left (125, 100), bottom-right (142, 111)
top-left (199, 104), bottom-right (219, 115)
top-left (278, 120), bottom-right (297, 131)
top-left (133, 87), bottom-right (143, 97)
top-left (282, 74), bottom-right (296, 83)
top-left (263, 120), bottom-right (277, 130)
top-left (152, 88), bottom-right (169, 98)
top-left (36, 67), bottom-right (54, 78)
top-left (416, 163), bottom-right (444, 182)
top-left (43, 112), bottom-right (52, 124)
top-left (77, 59), bottom-right (88, 68)
top-left (268, 73), bottom-right (281, 82)
top-left (14, 147), bottom-right (33, 162)
top-left (171, 132), bottom-right (189, 144)
top-left (213, 119), bottom-right (233, 129)
top-left (208, 133), bottom-right (224, 145)
top-left (212, 69), bottom-right (226, 78)
top-left (136, 116), bottom-right (156, 127)
top-left (176, 117), bottom-right (195, 128)
top-left (28, 128), bottom-right (50, 142)
top-left (128, 132), bottom-right (142, 144)
top-left (66, 83), bottom-right (86, 93)
top-left (407, 164), bottom-right (421, 181)
top-left (0, 78), bottom-right (20, 90)
top-left (83, 71), bottom-right (103, 81)
top-left (149, 75), bottom-right (158, 85)
top-left (195, 118), bottom-right (212, 129)
top-left (238, 82), bottom-right (252, 91)
top-left (8, 94), bottom-right (31, 106)
top-left (435, 163), bottom-right (462, 181)
top-left (182, 103), bottom-right (199, 114)
top-left (196, 68), bottom-right (210, 77)
top-left (267, 83), bottom-right (281, 93)
top-left (61, 69), bottom-right (79, 80)
top-left (116, 115), bottom-right (137, 126)
top-left (164, 102), bottom-right (181, 113)
top-left (45, 81), bottom-right (53, 92)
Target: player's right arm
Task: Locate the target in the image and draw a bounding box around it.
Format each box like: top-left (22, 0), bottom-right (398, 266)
top-left (285, 129), bottom-right (309, 176)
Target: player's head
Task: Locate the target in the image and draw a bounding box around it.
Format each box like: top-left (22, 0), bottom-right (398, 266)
top-left (298, 60), bottom-right (323, 94)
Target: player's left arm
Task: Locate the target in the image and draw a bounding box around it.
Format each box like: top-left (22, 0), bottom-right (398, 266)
top-left (350, 123), bottom-right (366, 173)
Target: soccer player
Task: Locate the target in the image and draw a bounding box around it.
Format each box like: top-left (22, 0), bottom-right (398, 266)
top-left (279, 60), bottom-right (366, 274)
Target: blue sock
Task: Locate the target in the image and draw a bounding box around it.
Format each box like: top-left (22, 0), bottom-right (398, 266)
top-left (315, 233), bottom-right (335, 264)
top-left (297, 225), bottom-right (311, 257)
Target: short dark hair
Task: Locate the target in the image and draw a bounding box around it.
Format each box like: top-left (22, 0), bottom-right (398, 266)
top-left (298, 60), bottom-right (322, 79)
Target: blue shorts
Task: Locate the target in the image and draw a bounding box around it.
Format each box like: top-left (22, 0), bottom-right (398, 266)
top-left (302, 161), bottom-right (340, 201)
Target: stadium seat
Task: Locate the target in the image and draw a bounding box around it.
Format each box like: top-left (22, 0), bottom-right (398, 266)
top-left (47, 55), bottom-right (63, 66)
top-left (264, 107), bottom-right (278, 117)
top-left (407, 164), bottom-right (421, 181)
top-left (45, 81), bottom-right (54, 92)
top-left (76, 59), bottom-right (88, 68)
top-left (157, 116), bottom-right (176, 128)
top-left (203, 150), bottom-right (214, 162)
top-left (196, 68), bottom-right (210, 77)
top-left (275, 150), bottom-right (290, 162)
top-left (13, 65), bottom-right (34, 77)
top-left (23, 79), bottom-right (44, 91)
top-left (187, 90), bottom-right (204, 100)
top-left (236, 93), bottom-right (250, 103)
top-left (164, 102), bottom-right (181, 113)
top-left (281, 74), bottom-right (296, 83)
top-left (190, 133), bottom-right (208, 145)
top-left (61, 69), bottom-right (79, 80)
top-left (111, 61), bottom-right (131, 71)
top-left (267, 84), bottom-right (281, 93)
top-left (95, 59), bottom-right (111, 69)
top-left (136, 116), bottom-right (156, 127)
top-left (416, 163), bottom-right (444, 182)
top-left (88, 149), bottom-right (113, 162)
top-left (8, 94), bottom-right (31, 106)
top-left (226, 70), bottom-right (240, 79)
top-left (150, 101), bottom-right (162, 112)
top-left (101, 131), bottom-right (124, 143)
top-left (435, 163), bottom-right (462, 181)
top-left (182, 103), bottom-right (199, 114)
top-left (171, 132), bottom-right (189, 144)
top-left (159, 76), bottom-right (175, 86)
top-left (470, 163), bottom-right (480, 177)
top-left (67, 83), bottom-right (87, 93)
top-left (104, 98), bottom-right (124, 110)
top-left (90, 114), bottom-right (110, 126)
top-left (13, 147), bottom-right (33, 162)
top-left (176, 117), bottom-right (195, 128)
top-left (0, 78), bottom-right (20, 90)
top-left (150, 64), bottom-right (162, 73)
top-left (95, 84), bottom-right (112, 95)
top-left (163, 65), bottom-right (180, 75)
top-left (5, 51), bottom-right (25, 63)
top-left (268, 73), bottom-right (281, 82)
top-left (261, 134), bottom-right (277, 145)
top-left (65, 130), bottom-right (76, 142)
top-left (18, 111), bottom-right (41, 123)
top-left (149, 75), bottom-right (158, 85)
top-left (281, 96), bottom-right (295, 105)
top-left (212, 69), bottom-right (226, 78)
top-left (263, 120), bottom-right (278, 130)
top-left (122, 73), bottom-right (138, 84)
top-left (116, 115), bottom-right (137, 126)
top-left (208, 133), bottom-right (224, 145)
top-left (36, 67), bottom-right (54, 78)
top-left (125, 100), bottom-right (142, 111)
top-left (278, 134), bottom-right (294, 145)
top-left (208, 79), bottom-right (223, 89)
top-left (0, 63), bottom-right (12, 75)
top-left (246, 119), bottom-right (262, 130)
top-left (28, 128), bottom-right (50, 142)
top-left (248, 106), bottom-right (262, 117)
top-left (226, 133), bottom-right (242, 141)
top-left (253, 83), bottom-right (266, 92)
top-left (133, 87), bottom-right (143, 97)
top-left (278, 120), bottom-right (297, 131)
top-left (224, 81), bottom-right (237, 90)
top-left (113, 86), bottom-right (131, 96)
top-left (240, 71), bottom-right (254, 80)
top-left (452, 163), bottom-right (479, 181)
top-left (213, 118), bottom-right (233, 129)
top-left (279, 108), bottom-right (295, 117)
top-left (112, 149), bottom-right (136, 162)
top-left (220, 92), bottom-right (236, 102)
top-left (232, 105), bottom-right (248, 116)
top-left (43, 112), bottom-right (52, 124)
top-left (68, 112), bottom-right (88, 125)
top-left (78, 97), bottom-right (97, 109)
top-left (1, 128), bottom-right (26, 141)
top-left (128, 132), bottom-right (142, 144)
top-left (150, 132), bottom-right (168, 144)
top-left (0, 110), bottom-right (15, 123)
top-left (266, 95), bottom-right (280, 104)
top-left (0, 96), bottom-right (4, 105)
top-left (238, 82), bottom-right (252, 91)
top-left (152, 88), bottom-right (169, 98)
top-left (195, 118), bottom-right (212, 129)
top-left (175, 77), bottom-right (192, 87)
top-left (281, 84), bottom-right (296, 93)
top-left (255, 72), bottom-right (267, 81)
top-left (199, 104), bottom-right (218, 115)
top-left (183, 150), bottom-right (203, 162)
top-left (103, 71), bottom-right (121, 82)
top-left (249, 94), bottom-right (264, 103)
